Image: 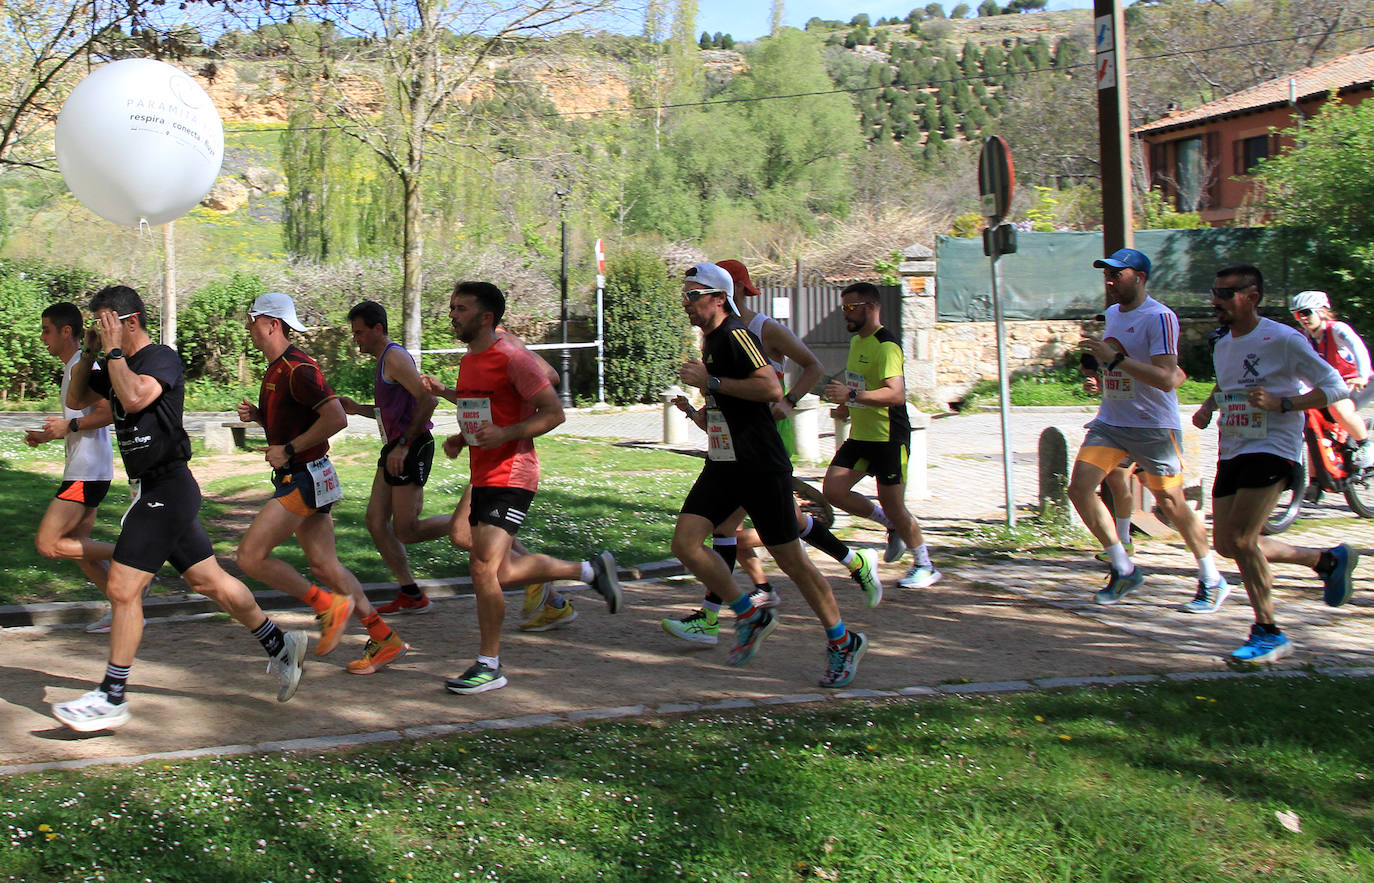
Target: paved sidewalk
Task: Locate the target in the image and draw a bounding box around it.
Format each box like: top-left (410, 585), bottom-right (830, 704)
top-left (2, 406), bottom-right (1371, 773)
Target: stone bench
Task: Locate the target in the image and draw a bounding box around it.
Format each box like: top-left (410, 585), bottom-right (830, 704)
top-left (204, 421), bottom-right (264, 454)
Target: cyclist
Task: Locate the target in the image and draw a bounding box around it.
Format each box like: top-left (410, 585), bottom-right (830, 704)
top-left (1290, 290), bottom-right (1373, 469)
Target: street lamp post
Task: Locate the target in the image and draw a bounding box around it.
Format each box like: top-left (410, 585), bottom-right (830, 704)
top-left (555, 186), bottom-right (572, 407)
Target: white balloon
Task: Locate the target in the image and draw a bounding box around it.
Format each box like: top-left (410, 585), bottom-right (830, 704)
top-left (56, 58), bottom-right (225, 227)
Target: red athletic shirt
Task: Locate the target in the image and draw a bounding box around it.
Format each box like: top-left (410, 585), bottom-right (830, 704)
top-left (258, 344), bottom-right (336, 467)
top-left (454, 337), bottom-right (550, 491)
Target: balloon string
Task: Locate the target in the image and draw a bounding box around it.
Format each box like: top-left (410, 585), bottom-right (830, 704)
top-left (139, 218), bottom-right (150, 238)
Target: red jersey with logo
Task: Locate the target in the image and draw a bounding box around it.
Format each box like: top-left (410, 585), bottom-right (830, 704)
top-left (258, 344), bottom-right (337, 467)
top-left (454, 337), bottom-right (550, 490)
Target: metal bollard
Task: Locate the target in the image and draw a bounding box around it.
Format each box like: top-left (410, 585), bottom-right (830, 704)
top-left (905, 408), bottom-right (930, 501)
top-left (790, 393), bottom-right (822, 463)
top-left (662, 385), bottom-right (689, 445)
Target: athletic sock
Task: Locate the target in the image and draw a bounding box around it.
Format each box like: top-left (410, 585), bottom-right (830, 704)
top-left (914, 543), bottom-right (933, 567)
top-left (728, 594), bottom-right (755, 617)
top-left (1257, 623), bottom-right (1281, 635)
top-left (361, 611), bottom-right (393, 642)
top-left (100, 662), bottom-right (131, 704)
top-left (548, 595), bottom-right (567, 609)
top-left (751, 582), bottom-right (773, 596)
top-left (1115, 516), bottom-right (1133, 545)
top-left (799, 515), bottom-right (851, 563)
top-left (1197, 554), bottom-right (1223, 586)
top-left (1104, 542), bottom-right (1133, 574)
top-left (477, 654), bottom-right (500, 669)
top-left (302, 584), bottom-right (335, 614)
top-left (399, 583), bottom-right (423, 599)
top-left (868, 503), bottom-right (893, 530)
top-left (825, 620), bottom-right (848, 648)
top-left (712, 535), bottom-right (738, 572)
top-left (702, 599), bottom-right (723, 614)
top-left (579, 560), bottom-right (596, 583)
top-left (253, 618), bottom-right (288, 658)
top-left (1315, 550), bottom-right (1335, 576)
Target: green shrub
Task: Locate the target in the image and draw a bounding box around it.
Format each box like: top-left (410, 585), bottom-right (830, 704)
top-left (179, 272), bottom-right (261, 384)
top-left (0, 265), bottom-right (59, 401)
top-left (602, 248), bottom-right (693, 405)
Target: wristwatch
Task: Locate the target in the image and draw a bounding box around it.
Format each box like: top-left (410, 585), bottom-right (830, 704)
top-left (284, 442), bottom-right (296, 460)
top-left (1107, 351), bottom-right (1126, 371)
top-left (68, 417), bottom-right (81, 435)
top-left (707, 376), bottom-right (721, 393)
top-left (106, 348), bottom-right (124, 361)
top-left (397, 436), bottom-right (411, 447)
top-left (784, 391), bottom-right (801, 407)
top-left (1280, 397), bottom-right (1294, 413)
top-left (848, 388), bottom-right (858, 402)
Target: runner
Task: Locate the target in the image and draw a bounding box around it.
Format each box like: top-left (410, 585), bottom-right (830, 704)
top-left (53, 285), bottom-right (306, 731)
top-left (234, 292), bottom-right (407, 675)
top-left (661, 259), bottom-right (882, 647)
top-left (24, 302), bottom-right (118, 631)
top-left (1070, 248), bottom-right (1229, 612)
top-left (822, 282), bottom-right (939, 590)
top-left (338, 300), bottom-right (451, 615)
top-left (1289, 290), bottom-right (1373, 469)
top-left (672, 262), bottom-right (867, 687)
top-left (441, 281), bottom-right (622, 695)
top-left (1193, 265), bottom-right (1360, 666)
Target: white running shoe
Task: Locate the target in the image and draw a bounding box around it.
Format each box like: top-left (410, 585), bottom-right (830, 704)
top-left (899, 564), bottom-right (942, 589)
top-left (52, 689), bottom-right (131, 732)
top-left (267, 631), bottom-right (307, 703)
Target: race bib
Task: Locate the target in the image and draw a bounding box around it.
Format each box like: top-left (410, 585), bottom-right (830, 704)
top-left (1102, 369), bottom-right (1135, 401)
top-left (120, 478), bottom-right (141, 528)
top-left (373, 406), bottom-right (387, 440)
top-left (1217, 391), bottom-right (1268, 439)
top-left (456, 397), bottom-right (493, 446)
top-left (844, 370), bottom-right (867, 409)
top-left (307, 455), bottom-right (344, 507)
top-left (705, 406), bottom-right (737, 462)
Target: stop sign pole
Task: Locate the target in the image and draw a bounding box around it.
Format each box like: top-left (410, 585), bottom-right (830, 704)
top-left (979, 136), bottom-right (1018, 526)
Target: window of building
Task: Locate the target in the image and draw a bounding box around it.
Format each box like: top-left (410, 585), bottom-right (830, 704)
top-left (1175, 136), bottom-right (1203, 211)
top-left (1239, 134), bottom-right (1270, 174)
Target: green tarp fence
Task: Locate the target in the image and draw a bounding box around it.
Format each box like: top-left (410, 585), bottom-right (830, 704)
top-left (935, 228), bottom-right (1322, 322)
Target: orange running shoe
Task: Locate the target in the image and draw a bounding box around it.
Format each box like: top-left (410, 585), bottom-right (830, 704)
top-left (315, 591), bottom-right (356, 657)
top-left (345, 632), bottom-right (409, 675)
top-left (376, 592), bottom-right (432, 616)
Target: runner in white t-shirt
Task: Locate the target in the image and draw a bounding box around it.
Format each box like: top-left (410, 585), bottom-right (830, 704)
top-left (1070, 248), bottom-right (1228, 613)
top-left (23, 303), bottom-right (116, 629)
top-left (1192, 264), bottom-right (1359, 668)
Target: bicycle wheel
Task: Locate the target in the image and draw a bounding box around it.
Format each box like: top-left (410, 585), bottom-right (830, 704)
top-left (1344, 420), bottom-right (1374, 517)
top-left (1262, 451), bottom-right (1306, 535)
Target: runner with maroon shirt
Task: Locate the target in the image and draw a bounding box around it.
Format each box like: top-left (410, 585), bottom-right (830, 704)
top-left (235, 292), bottom-right (408, 675)
top-left (440, 281), bottom-right (622, 695)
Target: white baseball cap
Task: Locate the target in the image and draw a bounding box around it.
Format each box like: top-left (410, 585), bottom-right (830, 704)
top-left (683, 262), bottom-right (740, 316)
top-left (1289, 290), bottom-right (1330, 313)
top-left (248, 292), bottom-right (307, 331)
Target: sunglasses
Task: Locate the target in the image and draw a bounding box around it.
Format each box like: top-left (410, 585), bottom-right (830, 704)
top-left (1102, 267), bottom-right (1131, 279)
top-left (841, 302), bottom-right (876, 313)
top-left (92, 311), bottom-right (139, 325)
top-left (1294, 308), bottom-right (1314, 318)
top-left (1211, 284), bottom-right (1256, 300)
top-left (681, 288), bottom-right (724, 301)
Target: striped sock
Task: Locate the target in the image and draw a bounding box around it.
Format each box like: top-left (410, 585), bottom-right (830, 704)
top-left (100, 662), bottom-right (131, 704)
top-left (252, 617), bottom-right (287, 658)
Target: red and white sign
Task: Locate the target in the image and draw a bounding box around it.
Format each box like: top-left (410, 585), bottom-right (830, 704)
top-left (595, 238), bottom-right (606, 289)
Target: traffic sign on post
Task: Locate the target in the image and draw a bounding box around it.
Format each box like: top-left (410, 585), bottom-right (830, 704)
top-left (978, 135), bottom-right (1015, 223)
top-left (595, 238), bottom-right (606, 289)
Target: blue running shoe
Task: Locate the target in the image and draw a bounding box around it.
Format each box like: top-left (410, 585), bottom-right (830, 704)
top-left (1227, 624), bottom-right (1292, 669)
top-left (1094, 567), bottom-right (1144, 605)
top-left (725, 608), bottom-right (777, 666)
top-left (819, 632), bottom-right (869, 688)
top-left (1183, 578), bottom-right (1231, 614)
top-left (1322, 544), bottom-right (1358, 607)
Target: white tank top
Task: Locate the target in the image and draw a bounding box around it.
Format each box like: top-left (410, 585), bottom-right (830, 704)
top-left (61, 352), bottom-right (115, 481)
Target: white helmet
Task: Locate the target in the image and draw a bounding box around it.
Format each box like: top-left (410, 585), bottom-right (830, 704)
top-left (1289, 290), bottom-right (1330, 313)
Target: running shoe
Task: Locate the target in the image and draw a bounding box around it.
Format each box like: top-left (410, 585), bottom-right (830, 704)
top-left (1226, 624), bottom-right (1292, 669)
top-left (268, 630), bottom-right (307, 702)
top-left (1094, 541), bottom-right (1134, 564)
top-left (1322, 544), bottom-right (1359, 607)
top-left (883, 529), bottom-right (907, 563)
top-left (52, 689), bottom-right (131, 732)
top-left (1094, 567), bottom-right (1144, 605)
top-left (661, 608), bottom-right (719, 645)
top-left (590, 551), bottom-right (623, 613)
top-left (898, 564), bottom-right (942, 589)
top-left (726, 607), bottom-right (777, 666)
top-left (819, 632), bottom-right (869, 688)
top-left (749, 587), bottom-right (783, 609)
top-left (84, 612), bottom-right (147, 634)
top-left (521, 583), bottom-right (551, 621)
top-left (376, 591), bottom-right (432, 616)
top-left (850, 548), bottom-right (883, 608)
top-left (520, 601), bottom-right (578, 632)
top-left (315, 591), bottom-right (356, 656)
top-left (1353, 439), bottom-right (1374, 471)
top-left (346, 632), bottom-right (409, 675)
top-left (1183, 578), bottom-right (1231, 615)
top-left (445, 662), bottom-right (507, 695)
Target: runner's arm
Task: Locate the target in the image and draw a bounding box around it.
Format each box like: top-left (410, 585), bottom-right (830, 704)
top-left (336, 395), bottom-right (375, 416)
top-left (761, 320), bottom-right (823, 407)
top-left (498, 329), bottom-right (560, 386)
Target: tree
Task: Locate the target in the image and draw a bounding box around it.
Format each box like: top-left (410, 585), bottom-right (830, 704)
top-left (951, 3), bottom-right (971, 18)
top-left (272, 0), bottom-right (621, 354)
top-left (699, 31), bottom-right (712, 49)
top-left (924, 3), bottom-right (946, 19)
top-left (978, 0), bottom-right (999, 16)
top-left (1254, 100), bottom-right (1374, 321)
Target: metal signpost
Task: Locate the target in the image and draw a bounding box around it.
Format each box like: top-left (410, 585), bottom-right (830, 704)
top-left (979, 135), bottom-right (1019, 526)
top-left (595, 238), bottom-right (606, 404)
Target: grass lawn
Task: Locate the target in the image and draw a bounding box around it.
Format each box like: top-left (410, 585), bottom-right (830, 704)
top-left (1, 435), bottom-right (697, 605)
top-left (3, 676), bottom-right (1372, 881)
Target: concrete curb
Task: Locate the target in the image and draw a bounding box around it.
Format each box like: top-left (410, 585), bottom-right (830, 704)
top-left (0, 559), bottom-right (688, 629)
top-left (5, 664), bottom-right (1370, 778)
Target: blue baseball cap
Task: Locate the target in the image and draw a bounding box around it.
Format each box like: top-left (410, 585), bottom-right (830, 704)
top-left (1093, 248), bottom-right (1151, 278)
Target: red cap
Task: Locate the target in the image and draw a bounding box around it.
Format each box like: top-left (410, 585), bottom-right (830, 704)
top-left (716, 259), bottom-right (760, 297)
